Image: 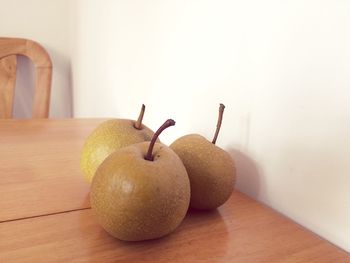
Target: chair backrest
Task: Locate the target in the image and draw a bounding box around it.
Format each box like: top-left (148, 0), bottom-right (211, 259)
top-left (0, 37), bottom-right (52, 118)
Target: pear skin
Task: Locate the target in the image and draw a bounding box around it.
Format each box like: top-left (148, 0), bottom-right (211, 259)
top-left (170, 134), bottom-right (235, 210)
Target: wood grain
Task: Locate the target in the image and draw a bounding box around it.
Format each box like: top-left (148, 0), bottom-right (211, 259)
top-left (0, 37), bottom-right (52, 118)
top-left (0, 192), bottom-right (348, 263)
top-left (0, 119), bottom-right (105, 222)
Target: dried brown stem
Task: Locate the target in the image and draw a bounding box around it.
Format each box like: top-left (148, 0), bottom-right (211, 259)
top-left (212, 104), bottom-right (225, 144)
top-left (145, 119), bottom-right (175, 161)
top-left (134, 104), bottom-right (146, 130)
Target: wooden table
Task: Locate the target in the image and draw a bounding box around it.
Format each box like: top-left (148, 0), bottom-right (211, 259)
top-left (0, 119), bottom-right (348, 263)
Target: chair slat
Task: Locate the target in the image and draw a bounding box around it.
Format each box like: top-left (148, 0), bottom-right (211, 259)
top-left (0, 55), bottom-right (17, 118)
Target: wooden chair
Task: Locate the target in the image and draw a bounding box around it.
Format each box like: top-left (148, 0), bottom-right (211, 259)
top-left (0, 37), bottom-right (52, 118)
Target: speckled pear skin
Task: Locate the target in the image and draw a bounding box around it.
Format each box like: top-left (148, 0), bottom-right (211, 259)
top-left (90, 142), bottom-right (191, 241)
top-left (80, 119), bottom-right (157, 183)
top-left (170, 134), bottom-right (236, 210)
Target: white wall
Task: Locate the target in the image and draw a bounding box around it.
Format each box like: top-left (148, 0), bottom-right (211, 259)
top-left (73, 0), bottom-right (350, 252)
top-left (0, 0), bottom-right (73, 118)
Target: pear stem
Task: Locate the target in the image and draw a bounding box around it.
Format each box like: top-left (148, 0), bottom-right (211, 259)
top-left (212, 103), bottom-right (225, 145)
top-left (145, 119), bottom-right (175, 161)
top-left (134, 104), bottom-right (146, 130)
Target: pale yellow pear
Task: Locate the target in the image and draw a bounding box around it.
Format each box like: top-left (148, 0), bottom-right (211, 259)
top-left (80, 105), bottom-right (156, 183)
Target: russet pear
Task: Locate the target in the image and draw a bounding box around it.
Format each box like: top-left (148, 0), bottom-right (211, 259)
top-left (170, 104), bottom-right (236, 210)
top-left (90, 119), bottom-right (191, 241)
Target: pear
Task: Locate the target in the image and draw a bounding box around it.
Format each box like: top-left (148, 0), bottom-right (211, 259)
top-left (170, 104), bottom-right (236, 210)
top-left (81, 104), bottom-right (157, 183)
top-left (90, 119), bottom-right (191, 241)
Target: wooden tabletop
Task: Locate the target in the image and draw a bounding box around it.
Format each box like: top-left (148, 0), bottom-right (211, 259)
top-left (0, 119), bottom-right (348, 262)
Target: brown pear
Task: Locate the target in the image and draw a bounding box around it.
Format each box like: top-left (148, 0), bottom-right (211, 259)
top-left (170, 104), bottom-right (236, 210)
top-left (91, 119), bottom-right (191, 241)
